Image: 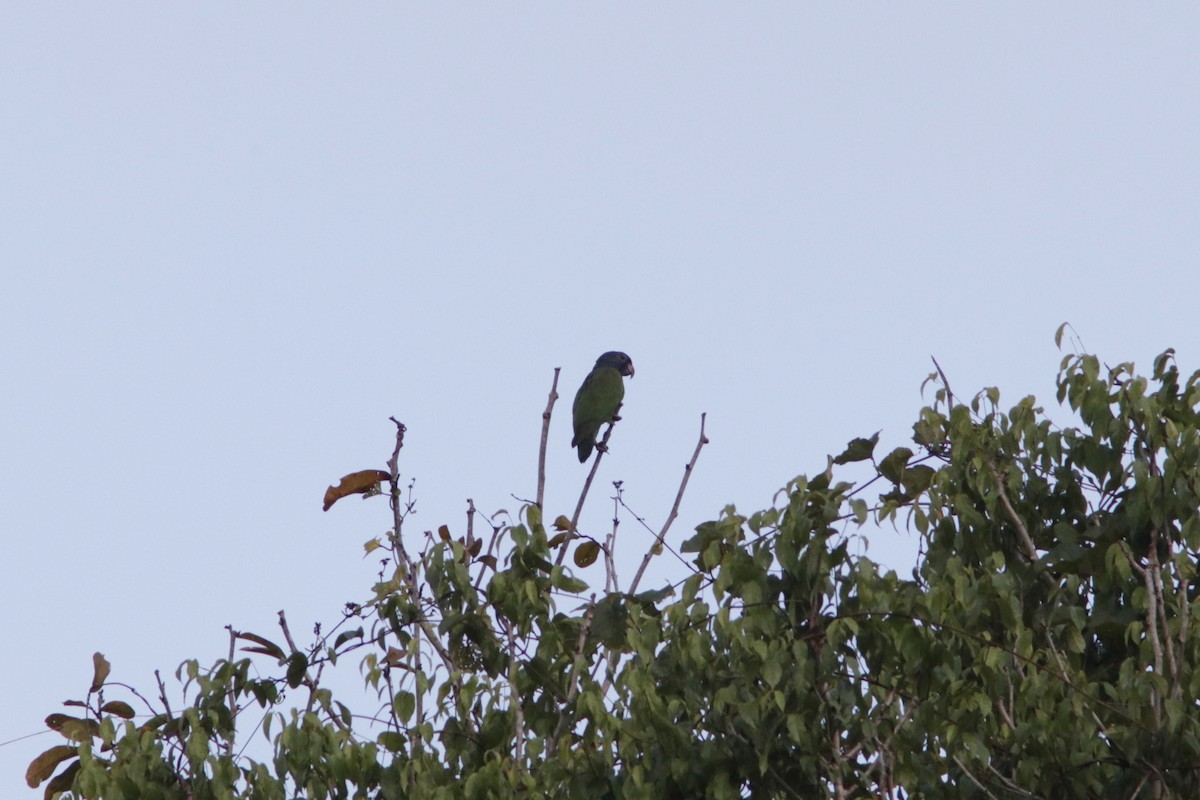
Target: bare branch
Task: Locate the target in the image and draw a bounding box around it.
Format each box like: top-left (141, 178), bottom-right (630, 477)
top-left (384, 418), bottom-right (456, 675)
top-left (536, 368), bottom-right (561, 510)
top-left (555, 418), bottom-right (619, 566)
top-left (224, 626), bottom-right (237, 756)
top-left (628, 413), bottom-right (709, 595)
top-left (605, 486), bottom-right (621, 594)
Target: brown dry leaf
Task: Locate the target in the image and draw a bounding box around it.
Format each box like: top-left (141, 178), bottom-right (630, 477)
top-left (90, 652), bottom-right (110, 692)
top-left (100, 701), bottom-right (136, 720)
top-left (438, 525), bottom-right (452, 542)
top-left (323, 470), bottom-right (391, 511)
top-left (552, 515), bottom-right (573, 531)
top-left (384, 646), bottom-right (405, 667)
top-left (25, 745), bottom-right (77, 788)
top-left (547, 532), bottom-right (575, 549)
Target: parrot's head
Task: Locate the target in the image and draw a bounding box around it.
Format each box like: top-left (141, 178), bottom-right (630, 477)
top-left (596, 351), bottom-right (635, 377)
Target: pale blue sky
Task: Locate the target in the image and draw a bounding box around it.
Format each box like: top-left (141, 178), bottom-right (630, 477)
top-left (4, 5), bottom-right (1199, 788)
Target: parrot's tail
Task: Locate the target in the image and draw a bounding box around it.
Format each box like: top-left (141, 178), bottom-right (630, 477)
top-left (575, 441), bottom-right (592, 462)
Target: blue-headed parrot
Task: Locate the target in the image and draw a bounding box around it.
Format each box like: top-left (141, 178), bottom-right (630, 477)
top-left (571, 352), bottom-right (635, 462)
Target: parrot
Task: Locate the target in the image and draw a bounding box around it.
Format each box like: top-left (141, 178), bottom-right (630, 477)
top-left (571, 351), bottom-right (635, 462)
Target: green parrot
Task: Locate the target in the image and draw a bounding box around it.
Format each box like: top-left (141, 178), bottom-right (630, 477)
top-left (571, 351), bottom-right (635, 462)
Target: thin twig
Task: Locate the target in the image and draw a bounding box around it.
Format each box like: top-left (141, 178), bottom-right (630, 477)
top-left (986, 460), bottom-right (1041, 566)
top-left (537, 368), bottom-right (561, 510)
top-left (555, 420), bottom-right (618, 566)
top-left (952, 755), bottom-right (1001, 800)
top-left (277, 609), bottom-right (299, 653)
top-left (385, 418), bottom-right (456, 674)
top-left (605, 485), bottom-right (621, 593)
top-left (224, 626), bottom-right (237, 755)
top-left (628, 413), bottom-right (709, 595)
top-left (616, 493), bottom-right (697, 573)
top-left (465, 498), bottom-right (476, 550)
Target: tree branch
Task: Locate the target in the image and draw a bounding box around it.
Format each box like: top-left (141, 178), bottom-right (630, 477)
top-left (555, 418), bottom-right (619, 566)
top-left (536, 368), bottom-right (560, 510)
top-left (628, 413), bottom-right (709, 595)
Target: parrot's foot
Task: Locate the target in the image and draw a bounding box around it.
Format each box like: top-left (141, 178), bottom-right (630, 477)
top-left (596, 442), bottom-right (610, 454)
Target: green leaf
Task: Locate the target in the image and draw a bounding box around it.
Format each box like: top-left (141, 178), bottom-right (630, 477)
top-left (878, 447), bottom-right (913, 484)
top-left (393, 691), bottom-right (415, 723)
top-left (378, 731), bottom-right (407, 752)
top-left (286, 652), bottom-right (308, 688)
top-left (334, 627), bottom-right (364, 649)
top-left (901, 464), bottom-right (936, 495)
top-left (591, 595), bottom-right (628, 649)
top-left (833, 431), bottom-right (880, 464)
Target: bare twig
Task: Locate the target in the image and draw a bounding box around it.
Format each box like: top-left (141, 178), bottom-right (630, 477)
top-left (465, 498), bottom-right (476, 550)
top-left (628, 413), bottom-right (709, 595)
top-left (537, 368), bottom-right (561, 510)
top-left (605, 486), bottom-right (621, 593)
top-left (384, 419), bottom-right (456, 675)
top-left (277, 609), bottom-right (300, 653)
top-left (555, 419), bottom-right (618, 566)
top-left (224, 626), bottom-right (237, 755)
top-left (155, 669), bottom-right (172, 721)
top-left (413, 623), bottom-right (424, 750)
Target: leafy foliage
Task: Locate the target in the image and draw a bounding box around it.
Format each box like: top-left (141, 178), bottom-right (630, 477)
top-left (30, 341), bottom-right (1200, 798)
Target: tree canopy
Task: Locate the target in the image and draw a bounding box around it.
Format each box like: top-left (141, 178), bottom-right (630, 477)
top-left (29, 337), bottom-right (1200, 798)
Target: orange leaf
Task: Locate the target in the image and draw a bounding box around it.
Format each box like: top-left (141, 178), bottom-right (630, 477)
top-left (323, 470), bottom-right (391, 511)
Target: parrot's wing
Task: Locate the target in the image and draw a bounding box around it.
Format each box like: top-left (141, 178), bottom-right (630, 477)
top-left (572, 367), bottom-right (626, 461)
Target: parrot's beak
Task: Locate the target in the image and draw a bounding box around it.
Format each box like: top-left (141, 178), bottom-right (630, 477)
top-left (626, 363), bottom-right (635, 378)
